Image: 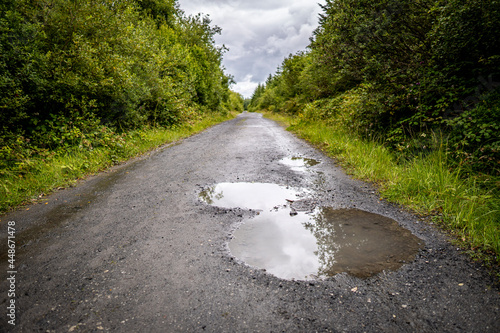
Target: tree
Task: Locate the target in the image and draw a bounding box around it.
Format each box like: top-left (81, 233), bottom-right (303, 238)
top-left (0, 0), bottom-right (233, 149)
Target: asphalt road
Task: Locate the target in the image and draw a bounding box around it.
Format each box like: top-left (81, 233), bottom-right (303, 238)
top-left (1, 112), bottom-right (499, 332)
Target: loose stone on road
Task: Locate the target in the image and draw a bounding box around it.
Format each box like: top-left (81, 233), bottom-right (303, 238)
top-left (1, 112), bottom-right (499, 332)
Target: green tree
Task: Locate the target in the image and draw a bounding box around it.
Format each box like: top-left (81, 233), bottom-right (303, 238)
top-left (1, 0), bottom-right (233, 151)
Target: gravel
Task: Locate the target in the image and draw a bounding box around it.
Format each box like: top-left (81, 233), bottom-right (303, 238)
top-left (1, 112), bottom-right (499, 332)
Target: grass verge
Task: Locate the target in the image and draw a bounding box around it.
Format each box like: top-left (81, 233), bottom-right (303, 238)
top-left (0, 112), bottom-right (236, 214)
top-left (263, 111), bottom-right (500, 265)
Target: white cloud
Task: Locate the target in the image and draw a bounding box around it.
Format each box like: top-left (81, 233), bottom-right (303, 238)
top-left (232, 75), bottom-right (258, 99)
top-left (177, 0), bottom-right (325, 98)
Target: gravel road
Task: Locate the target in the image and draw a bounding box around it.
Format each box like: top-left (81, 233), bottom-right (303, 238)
top-left (1, 112), bottom-right (499, 332)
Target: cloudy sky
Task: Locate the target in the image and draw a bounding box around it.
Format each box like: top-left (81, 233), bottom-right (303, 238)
top-left (177, 0), bottom-right (326, 98)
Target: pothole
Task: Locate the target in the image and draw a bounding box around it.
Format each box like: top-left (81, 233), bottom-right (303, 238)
top-left (200, 183), bottom-right (423, 280)
top-left (280, 156), bottom-right (320, 172)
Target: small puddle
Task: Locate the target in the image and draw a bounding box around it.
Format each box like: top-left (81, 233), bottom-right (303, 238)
top-left (200, 183), bottom-right (423, 280)
top-left (280, 156), bottom-right (320, 172)
top-left (199, 183), bottom-right (307, 210)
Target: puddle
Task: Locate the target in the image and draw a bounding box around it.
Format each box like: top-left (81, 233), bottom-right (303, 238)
top-left (199, 183), bottom-right (307, 210)
top-left (229, 209), bottom-right (320, 280)
top-left (200, 183), bottom-right (423, 280)
top-left (280, 156), bottom-right (320, 172)
top-left (229, 207), bottom-right (422, 280)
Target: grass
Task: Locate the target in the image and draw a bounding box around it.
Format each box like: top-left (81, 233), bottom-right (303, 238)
top-left (0, 112), bottom-right (236, 214)
top-left (263, 111), bottom-right (500, 264)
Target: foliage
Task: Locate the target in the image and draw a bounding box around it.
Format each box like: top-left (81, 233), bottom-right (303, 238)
top-left (249, 0), bottom-right (500, 175)
top-left (223, 91), bottom-right (244, 112)
top-left (445, 91), bottom-right (500, 173)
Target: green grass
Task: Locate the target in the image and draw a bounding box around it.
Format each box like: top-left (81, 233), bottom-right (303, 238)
top-left (264, 111), bottom-right (500, 264)
top-left (0, 113), bottom-right (235, 214)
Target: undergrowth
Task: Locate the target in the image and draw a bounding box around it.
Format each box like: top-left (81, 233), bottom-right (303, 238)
top-left (0, 112), bottom-right (235, 214)
top-left (263, 111), bottom-right (500, 265)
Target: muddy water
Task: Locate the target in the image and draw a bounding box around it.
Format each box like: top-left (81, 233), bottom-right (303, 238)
top-left (305, 208), bottom-right (423, 279)
top-left (200, 183), bottom-right (423, 280)
top-left (0, 168), bottom-right (126, 266)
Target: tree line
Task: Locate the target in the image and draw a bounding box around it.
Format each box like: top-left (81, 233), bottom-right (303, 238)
top-left (249, 0), bottom-right (499, 174)
top-left (0, 0), bottom-right (243, 156)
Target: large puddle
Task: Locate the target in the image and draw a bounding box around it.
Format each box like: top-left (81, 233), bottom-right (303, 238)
top-left (200, 183), bottom-right (423, 280)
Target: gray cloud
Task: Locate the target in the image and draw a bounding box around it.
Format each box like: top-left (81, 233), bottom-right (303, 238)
top-left (177, 0), bottom-right (325, 98)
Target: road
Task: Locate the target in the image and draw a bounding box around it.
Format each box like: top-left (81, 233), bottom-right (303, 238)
top-left (1, 112), bottom-right (499, 332)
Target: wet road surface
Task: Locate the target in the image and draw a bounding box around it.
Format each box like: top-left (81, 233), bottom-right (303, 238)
top-left (1, 112), bottom-right (499, 332)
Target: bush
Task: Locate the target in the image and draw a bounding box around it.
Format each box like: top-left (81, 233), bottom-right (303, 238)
top-left (446, 91), bottom-right (500, 174)
top-left (0, 0), bottom-right (233, 150)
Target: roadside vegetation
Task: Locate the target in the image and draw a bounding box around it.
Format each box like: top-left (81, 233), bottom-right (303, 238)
top-left (0, 0), bottom-right (244, 213)
top-left (0, 114), bottom-right (236, 213)
top-left (250, 0), bottom-right (500, 264)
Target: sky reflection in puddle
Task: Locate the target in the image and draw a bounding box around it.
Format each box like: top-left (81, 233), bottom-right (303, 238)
top-left (199, 182), bottom-right (305, 210)
top-left (280, 156), bottom-right (320, 172)
top-left (230, 209), bottom-right (320, 280)
top-left (200, 183), bottom-right (423, 280)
